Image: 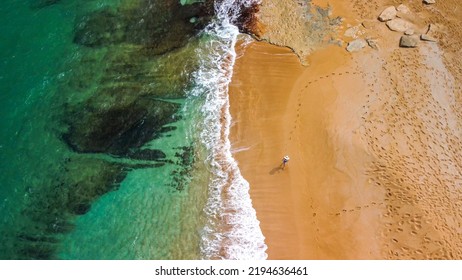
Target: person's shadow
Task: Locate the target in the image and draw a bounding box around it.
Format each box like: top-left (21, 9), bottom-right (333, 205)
top-left (269, 163), bottom-right (285, 175)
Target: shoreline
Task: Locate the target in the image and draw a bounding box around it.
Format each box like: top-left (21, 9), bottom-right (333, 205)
top-left (229, 41), bottom-right (306, 259)
top-left (229, 40), bottom-right (382, 259)
top-left (229, 0), bottom-right (462, 259)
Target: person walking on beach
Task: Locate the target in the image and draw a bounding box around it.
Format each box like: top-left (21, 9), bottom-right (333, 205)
top-left (282, 155), bottom-right (290, 170)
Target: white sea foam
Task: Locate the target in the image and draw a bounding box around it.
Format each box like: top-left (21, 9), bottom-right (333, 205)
top-left (187, 0), bottom-right (267, 259)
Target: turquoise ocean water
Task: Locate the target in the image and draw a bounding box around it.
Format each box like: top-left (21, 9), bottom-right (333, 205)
top-left (0, 0), bottom-right (267, 259)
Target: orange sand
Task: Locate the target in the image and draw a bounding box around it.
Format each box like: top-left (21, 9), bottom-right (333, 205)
top-left (229, 0), bottom-right (462, 259)
top-left (229, 41), bottom-right (381, 259)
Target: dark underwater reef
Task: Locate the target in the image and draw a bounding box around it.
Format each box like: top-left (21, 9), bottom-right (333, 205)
top-left (7, 0), bottom-right (214, 259)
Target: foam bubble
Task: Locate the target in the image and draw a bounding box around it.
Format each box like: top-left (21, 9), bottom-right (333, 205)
top-left (187, 0), bottom-right (267, 260)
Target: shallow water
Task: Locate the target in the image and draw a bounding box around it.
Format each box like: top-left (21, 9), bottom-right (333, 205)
top-left (0, 0), bottom-right (266, 259)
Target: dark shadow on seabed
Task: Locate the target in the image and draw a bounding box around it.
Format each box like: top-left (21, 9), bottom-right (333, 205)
top-left (0, 0), bottom-right (214, 259)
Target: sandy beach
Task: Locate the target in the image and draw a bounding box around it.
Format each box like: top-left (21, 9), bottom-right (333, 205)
top-left (229, 0), bottom-right (462, 259)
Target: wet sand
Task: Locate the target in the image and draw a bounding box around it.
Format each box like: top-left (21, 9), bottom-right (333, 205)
top-left (229, 41), bottom-right (381, 259)
top-left (229, 0), bottom-right (462, 259)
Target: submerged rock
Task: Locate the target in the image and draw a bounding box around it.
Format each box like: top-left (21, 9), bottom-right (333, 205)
top-left (73, 0), bottom-right (213, 54)
top-left (11, 0), bottom-right (210, 261)
top-left (170, 146), bottom-right (195, 192)
top-left (180, 0), bottom-right (204, 5)
top-left (22, 157), bottom-right (128, 221)
top-left (62, 157), bottom-right (129, 215)
top-left (31, 0), bottom-right (61, 9)
top-left (126, 149), bottom-right (167, 161)
top-left (73, 8), bottom-right (126, 47)
top-left (13, 156), bottom-right (131, 259)
top-left (18, 243), bottom-right (55, 260)
top-left (63, 92), bottom-right (180, 156)
top-left (67, 40), bottom-right (200, 100)
top-left (144, 39), bottom-right (202, 97)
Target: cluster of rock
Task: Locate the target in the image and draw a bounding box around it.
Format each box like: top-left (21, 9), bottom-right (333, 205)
top-left (377, 4), bottom-right (437, 48)
top-left (345, 2), bottom-right (438, 52)
top-left (255, 0), bottom-right (342, 64)
top-left (346, 38), bottom-right (367, 52)
top-left (344, 26), bottom-right (378, 52)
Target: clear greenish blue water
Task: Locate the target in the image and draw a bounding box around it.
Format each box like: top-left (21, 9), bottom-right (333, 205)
top-left (0, 0), bottom-right (210, 259)
top-left (0, 0), bottom-right (268, 260)
top-left (1, 0), bottom-right (79, 258)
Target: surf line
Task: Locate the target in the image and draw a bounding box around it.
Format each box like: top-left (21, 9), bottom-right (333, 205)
top-left (189, 0), bottom-right (268, 259)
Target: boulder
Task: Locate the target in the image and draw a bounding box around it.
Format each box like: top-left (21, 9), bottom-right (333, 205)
top-left (397, 4), bottom-right (411, 14)
top-left (378, 6), bottom-right (397, 21)
top-left (346, 39), bottom-right (367, 52)
top-left (404, 29), bottom-right (414, 35)
top-left (234, 0), bottom-right (261, 35)
top-left (386, 18), bottom-right (413, 32)
top-left (399, 35), bottom-right (419, 48)
top-left (423, 0), bottom-right (436, 4)
top-left (366, 38), bottom-right (379, 50)
top-left (421, 34), bottom-right (437, 42)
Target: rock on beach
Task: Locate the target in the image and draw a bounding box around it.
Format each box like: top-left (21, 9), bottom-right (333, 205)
top-left (346, 39), bottom-right (367, 52)
top-left (386, 18), bottom-right (413, 32)
top-left (378, 6), bottom-right (397, 21)
top-left (421, 34), bottom-right (437, 42)
top-left (397, 4), bottom-right (411, 14)
top-left (400, 35), bottom-right (419, 48)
